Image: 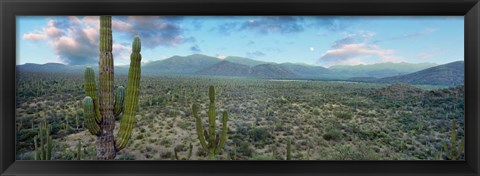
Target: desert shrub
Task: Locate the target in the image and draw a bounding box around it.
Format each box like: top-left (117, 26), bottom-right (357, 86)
top-left (237, 141), bottom-right (254, 158)
top-left (177, 120), bottom-right (190, 130)
top-left (159, 150), bottom-right (173, 159)
top-left (313, 108), bottom-right (321, 116)
top-left (249, 127), bottom-right (271, 143)
top-left (334, 111), bottom-right (353, 120)
top-left (160, 138), bottom-right (172, 148)
top-left (323, 128), bottom-right (342, 141)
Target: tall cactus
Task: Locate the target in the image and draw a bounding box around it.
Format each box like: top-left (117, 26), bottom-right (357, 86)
top-left (443, 119), bottom-right (465, 160)
top-left (33, 119), bottom-right (53, 160)
top-left (83, 16), bottom-right (142, 160)
top-left (192, 86), bottom-right (229, 160)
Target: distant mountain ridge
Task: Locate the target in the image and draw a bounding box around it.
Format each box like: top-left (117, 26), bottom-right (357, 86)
top-left (224, 56), bottom-right (272, 67)
top-left (330, 62), bottom-right (438, 78)
top-left (196, 60), bottom-right (252, 76)
top-left (17, 54), bottom-right (463, 86)
top-left (142, 54), bottom-right (221, 74)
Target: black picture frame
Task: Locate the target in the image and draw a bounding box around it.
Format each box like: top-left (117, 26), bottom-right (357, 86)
top-left (1, 0), bottom-right (479, 175)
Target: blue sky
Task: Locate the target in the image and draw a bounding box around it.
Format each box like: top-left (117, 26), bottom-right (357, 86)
top-left (17, 16), bottom-right (464, 67)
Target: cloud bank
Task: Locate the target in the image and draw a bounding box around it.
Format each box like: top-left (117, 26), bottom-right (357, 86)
top-left (22, 16), bottom-right (190, 65)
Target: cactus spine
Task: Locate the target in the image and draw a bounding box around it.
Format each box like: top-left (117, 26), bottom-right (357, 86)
top-left (83, 16), bottom-right (142, 160)
top-left (443, 119), bottom-right (465, 160)
top-left (33, 119), bottom-right (53, 160)
top-left (192, 86), bottom-right (229, 160)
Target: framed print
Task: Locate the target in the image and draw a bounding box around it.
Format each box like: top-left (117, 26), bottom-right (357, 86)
top-left (1, 0), bottom-right (480, 175)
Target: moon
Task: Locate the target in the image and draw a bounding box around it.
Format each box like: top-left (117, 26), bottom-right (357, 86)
top-left (309, 47), bottom-right (315, 51)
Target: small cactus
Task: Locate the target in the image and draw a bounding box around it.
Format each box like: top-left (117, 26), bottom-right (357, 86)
top-left (286, 139), bottom-right (292, 160)
top-left (192, 86), bottom-right (229, 160)
top-left (77, 140), bottom-right (82, 160)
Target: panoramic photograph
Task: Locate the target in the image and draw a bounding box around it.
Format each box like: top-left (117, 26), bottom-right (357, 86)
top-left (16, 16), bottom-right (464, 160)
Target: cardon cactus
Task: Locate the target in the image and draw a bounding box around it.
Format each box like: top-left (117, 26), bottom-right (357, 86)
top-left (33, 119), bottom-right (53, 160)
top-left (83, 16), bottom-right (142, 160)
top-left (192, 86), bottom-right (229, 160)
top-left (443, 119), bottom-right (465, 160)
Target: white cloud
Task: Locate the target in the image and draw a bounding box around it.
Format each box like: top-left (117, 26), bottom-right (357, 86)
top-left (318, 43), bottom-right (402, 66)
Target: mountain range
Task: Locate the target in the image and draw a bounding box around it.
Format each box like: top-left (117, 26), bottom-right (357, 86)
top-left (17, 54), bottom-right (464, 86)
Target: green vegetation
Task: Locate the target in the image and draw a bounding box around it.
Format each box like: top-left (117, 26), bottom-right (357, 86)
top-left (15, 69), bottom-right (464, 160)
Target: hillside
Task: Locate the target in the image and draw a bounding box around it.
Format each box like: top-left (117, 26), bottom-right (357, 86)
top-left (251, 64), bottom-right (297, 79)
top-left (376, 61), bottom-right (464, 86)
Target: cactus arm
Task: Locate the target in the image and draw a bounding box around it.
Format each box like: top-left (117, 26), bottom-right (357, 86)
top-left (215, 111), bottom-right (228, 154)
top-left (114, 86), bottom-right (125, 117)
top-left (115, 36), bottom-right (142, 150)
top-left (83, 97), bottom-right (100, 135)
top-left (193, 104), bottom-right (208, 150)
top-left (203, 129), bottom-right (210, 145)
top-left (83, 67), bottom-right (102, 123)
top-left (460, 137), bottom-right (465, 156)
top-left (208, 86), bottom-right (216, 147)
